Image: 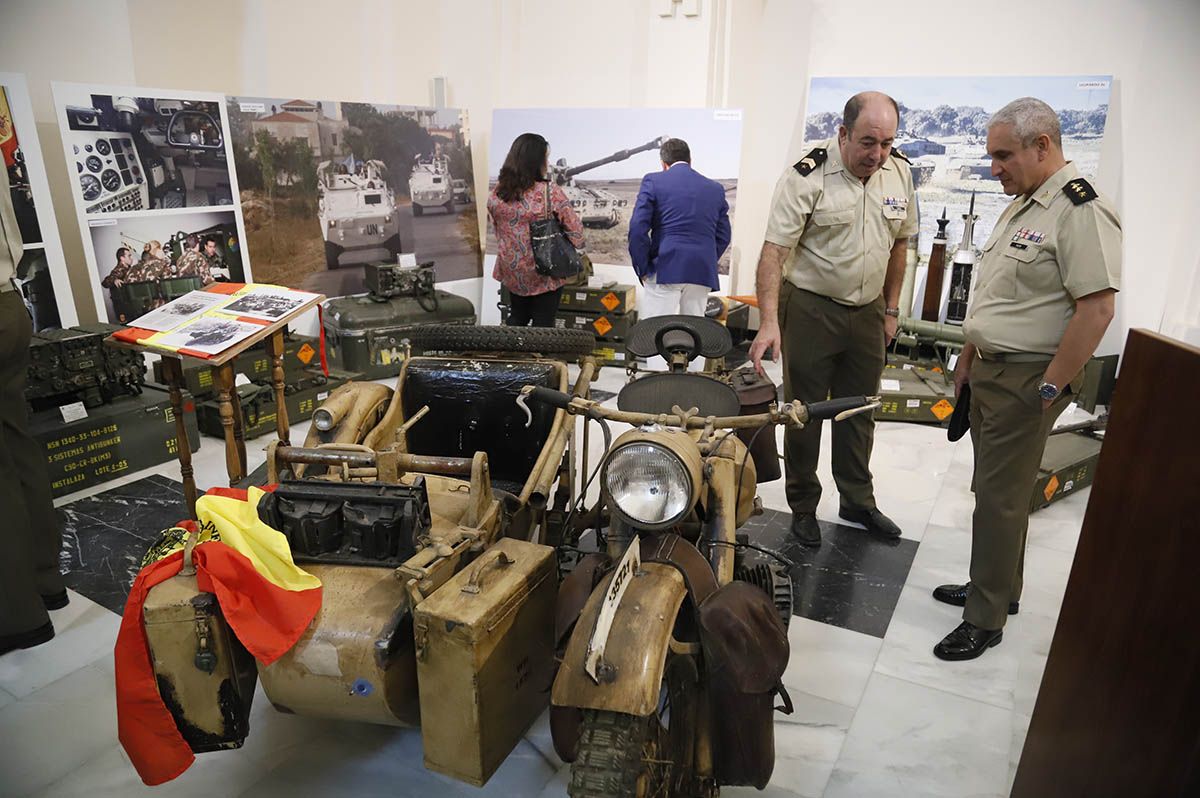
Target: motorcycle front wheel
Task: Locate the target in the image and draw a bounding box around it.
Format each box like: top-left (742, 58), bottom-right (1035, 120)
top-left (568, 654), bottom-right (704, 798)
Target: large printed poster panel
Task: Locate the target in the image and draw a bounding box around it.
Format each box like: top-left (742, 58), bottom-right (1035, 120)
top-left (226, 97), bottom-right (480, 299)
top-left (481, 108), bottom-right (743, 323)
top-left (52, 82), bottom-right (249, 324)
top-left (1, 73), bottom-right (77, 330)
top-left (805, 76), bottom-right (1112, 318)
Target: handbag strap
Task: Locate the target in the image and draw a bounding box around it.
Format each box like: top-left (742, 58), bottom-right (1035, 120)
top-left (542, 179), bottom-right (552, 221)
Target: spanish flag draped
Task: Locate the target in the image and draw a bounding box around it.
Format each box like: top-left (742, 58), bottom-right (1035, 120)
top-left (115, 486), bottom-right (321, 786)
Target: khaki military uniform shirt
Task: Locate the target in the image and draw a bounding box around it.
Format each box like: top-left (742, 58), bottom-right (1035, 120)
top-left (764, 137), bottom-right (918, 307)
top-left (964, 163), bottom-right (1122, 355)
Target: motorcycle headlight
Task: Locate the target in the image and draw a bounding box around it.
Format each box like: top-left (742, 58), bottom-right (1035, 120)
top-left (603, 442), bottom-right (693, 529)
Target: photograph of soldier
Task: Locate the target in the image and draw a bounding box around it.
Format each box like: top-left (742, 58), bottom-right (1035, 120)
top-left (804, 76), bottom-right (1111, 319)
top-left (89, 209), bottom-right (242, 324)
top-left (486, 108), bottom-right (742, 272)
top-left (221, 288), bottom-right (313, 321)
top-left (54, 86), bottom-right (237, 215)
top-left (155, 316), bottom-right (262, 355)
top-left (226, 97), bottom-right (481, 298)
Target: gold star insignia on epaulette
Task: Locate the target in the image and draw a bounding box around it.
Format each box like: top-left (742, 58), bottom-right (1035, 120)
top-left (1063, 178), bottom-right (1097, 205)
top-left (793, 147), bottom-right (827, 177)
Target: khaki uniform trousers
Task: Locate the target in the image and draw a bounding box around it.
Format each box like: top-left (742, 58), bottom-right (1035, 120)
top-left (779, 281), bottom-right (884, 514)
top-left (965, 356), bottom-right (1074, 631)
top-left (0, 290), bottom-right (64, 635)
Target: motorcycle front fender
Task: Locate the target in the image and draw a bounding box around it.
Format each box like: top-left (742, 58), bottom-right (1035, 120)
top-left (551, 562), bottom-right (687, 718)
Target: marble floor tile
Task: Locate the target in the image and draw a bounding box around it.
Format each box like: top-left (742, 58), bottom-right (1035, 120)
top-left (765, 691), bottom-right (855, 798)
top-left (824, 672), bottom-right (1012, 798)
top-left (782, 616), bottom-right (883, 708)
top-left (0, 589), bottom-right (119, 698)
top-left (0, 686), bottom-right (14, 712)
top-left (901, 523), bottom-right (973, 595)
top-left (0, 663), bottom-right (118, 797)
top-left (873, 584), bottom-right (1021, 711)
top-left (30, 745), bottom-right (264, 798)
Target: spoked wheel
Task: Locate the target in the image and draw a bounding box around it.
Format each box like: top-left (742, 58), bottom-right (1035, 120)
top-left (569, 654), bottom-right (703, 798)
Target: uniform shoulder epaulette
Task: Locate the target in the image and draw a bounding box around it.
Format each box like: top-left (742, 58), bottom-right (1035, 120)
top-left (890, 148), bottom-right (911, 164)
top-left (1063, 178), bottom-right (1097, 205)
top-left (793, 147), bottom-right (827, 177)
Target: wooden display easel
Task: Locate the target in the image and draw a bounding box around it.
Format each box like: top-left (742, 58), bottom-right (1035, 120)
top-left (107, 296), bottom-right (324, 518)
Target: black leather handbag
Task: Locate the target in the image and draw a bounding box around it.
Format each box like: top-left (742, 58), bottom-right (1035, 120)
top-left (531, 181), bottom-right (583, 279)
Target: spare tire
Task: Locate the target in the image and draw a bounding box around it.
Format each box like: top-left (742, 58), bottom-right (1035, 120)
top-left (405, 324), bottom-right (595, 358)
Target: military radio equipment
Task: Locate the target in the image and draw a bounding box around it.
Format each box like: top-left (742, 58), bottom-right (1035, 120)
top-left (945, 191), bottom-right (978, 326)
top-left (25, 324), bottom-right (146, 411)
top-left (921, 208), bottom-right (951, 322)
top-left (364, 261), bottom-right (437, 303)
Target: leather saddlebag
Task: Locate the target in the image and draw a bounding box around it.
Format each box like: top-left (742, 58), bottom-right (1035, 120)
top-left (698, 580), bottom-right (791, 788)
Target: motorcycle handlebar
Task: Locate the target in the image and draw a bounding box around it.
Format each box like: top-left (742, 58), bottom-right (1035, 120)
top-left (518, 386), bottom-right (879, 429)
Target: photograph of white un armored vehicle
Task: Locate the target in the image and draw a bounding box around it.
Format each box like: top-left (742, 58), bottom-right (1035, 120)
top-left (408, 154), bottom-right (454, 216)
top-left (318, 158), bottom-right (404, 268)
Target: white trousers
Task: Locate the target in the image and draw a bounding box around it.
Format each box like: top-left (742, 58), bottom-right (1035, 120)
top-left (639, 274), bottom-right (711, 371)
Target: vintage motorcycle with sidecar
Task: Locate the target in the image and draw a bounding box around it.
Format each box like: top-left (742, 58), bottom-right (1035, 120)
top-left (521, 315), bottom-right (878, 798)
top-left (143, 325), bottom-right (599, 787)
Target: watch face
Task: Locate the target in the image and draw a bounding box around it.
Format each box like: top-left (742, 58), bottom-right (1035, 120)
top-left (1039, 383), bottom-right (1059, 400)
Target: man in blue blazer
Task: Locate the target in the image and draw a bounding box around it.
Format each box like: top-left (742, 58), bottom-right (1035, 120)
top-left (628, 139), bottom-right (731, 330)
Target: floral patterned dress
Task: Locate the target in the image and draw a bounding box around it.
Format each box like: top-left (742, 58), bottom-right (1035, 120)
top-left (487, 181), bottom-right (585, 296)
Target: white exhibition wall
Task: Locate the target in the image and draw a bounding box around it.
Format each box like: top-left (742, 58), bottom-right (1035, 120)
top-left (1, 0), bottom-right (1197, 349)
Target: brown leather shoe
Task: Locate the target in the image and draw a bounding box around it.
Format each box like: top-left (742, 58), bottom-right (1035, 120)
top-left (0, 621), bottom-right (55, 657)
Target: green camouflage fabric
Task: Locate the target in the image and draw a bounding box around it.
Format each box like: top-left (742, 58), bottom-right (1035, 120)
top-left (176, 250), bottom-right (214, 284)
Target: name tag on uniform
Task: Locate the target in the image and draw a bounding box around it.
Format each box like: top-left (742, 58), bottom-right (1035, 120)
top-left (1012, 227), bottom-right (1045, 244)
top-left (882, 196), bottom-right (908, 219)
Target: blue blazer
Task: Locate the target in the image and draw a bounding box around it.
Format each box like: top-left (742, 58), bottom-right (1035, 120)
top-left (627, 163), bottom-right (731, 291)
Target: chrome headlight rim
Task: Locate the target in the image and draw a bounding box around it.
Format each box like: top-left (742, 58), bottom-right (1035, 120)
top-left (601, 440), bottom-right (694, 531)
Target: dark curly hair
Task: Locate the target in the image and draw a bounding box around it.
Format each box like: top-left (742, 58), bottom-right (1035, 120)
top-left (495, 132), bottom-right (549, 202)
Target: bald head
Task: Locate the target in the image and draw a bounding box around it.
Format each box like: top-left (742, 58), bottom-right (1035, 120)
top-left (838, 91), bottom-right (900, 180)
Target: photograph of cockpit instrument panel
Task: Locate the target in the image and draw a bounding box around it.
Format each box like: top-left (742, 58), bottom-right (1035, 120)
top-left (56, 89), bottom-right (236, 214)
top-left (485, 107), bottom-right (743, 272)
top-left (226, 97), bottom-right (481, 297)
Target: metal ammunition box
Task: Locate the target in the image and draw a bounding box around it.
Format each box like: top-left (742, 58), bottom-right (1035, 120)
top-left (31, 386), bottom-right (200, 497)
top-left (1031, 432), bottom-right (1103, 512)
top-left (876, 363), bottom-right (958, 424)
top-left (151, 335), bottom-right (321, 398)
top-left (552, 309), bottom-right (637, 342)
top-left (590, 343), bottom-right (629, 367)
top-left (503, 282), bottom-right (637, 316)
top-left (322, 292), bottom-right (477, 380)
top-left (414, 538), bottom-right (557, 786)
top-left (194, 369), bottom-right (352, 440)
top-left (142, 573), bottom-right (257, 752)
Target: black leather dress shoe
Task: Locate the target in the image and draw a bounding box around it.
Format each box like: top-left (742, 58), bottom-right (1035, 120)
top-left (932, 583), bottom-right (1018, 615)
top-left (933, 621), bottom-right (1003, 661)
top-left (839, 505), bottom-right (901, 539)
top-left (790, 512), bottom-right (822, 547)
top-left (0, 621), bottom-right (55, 657)
top-left (42, 590), bottom-right (70, 611)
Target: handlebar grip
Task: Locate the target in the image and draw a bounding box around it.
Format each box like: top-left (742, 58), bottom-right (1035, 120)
top-left (527, 386), bottom-right (573, 410)
top-left (805, 396), bottom-right (871, 421)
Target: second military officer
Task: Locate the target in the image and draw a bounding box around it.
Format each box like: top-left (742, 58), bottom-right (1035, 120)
top-left (932, 97), bottom-right (1121, 660)
top-left (750, 91), bottom-right (916, 547)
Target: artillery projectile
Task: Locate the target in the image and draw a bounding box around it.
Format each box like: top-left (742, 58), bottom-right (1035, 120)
top-left (945, 191), bottom-right (978, 326)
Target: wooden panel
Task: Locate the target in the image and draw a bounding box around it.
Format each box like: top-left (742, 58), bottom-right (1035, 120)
top-left (1012, 330), bottom-right (1200, 798)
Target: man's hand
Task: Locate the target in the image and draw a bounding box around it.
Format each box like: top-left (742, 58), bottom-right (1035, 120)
top-left (113, 278), bottom-right (125, 288)
top-left (1041, 397), bottom-right (1053, 412)
top-left (749, 320), bottom-right (782, 377)
top-left (884, 314), bottom-right (898, 346)
top-left (953, 344), bottom-right (974, 399)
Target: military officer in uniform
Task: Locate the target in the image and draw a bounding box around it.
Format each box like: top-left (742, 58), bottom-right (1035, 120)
top-left (175, 234), bottom-right (214, 285)
top-left (750, 91), bottom-right (916, 547)
top-left (933, 97), bottom-right (1121, 660)
top-left (202, 236), bottom-right (227, 279)
top-left (100, 246), bottom-right (136, 289)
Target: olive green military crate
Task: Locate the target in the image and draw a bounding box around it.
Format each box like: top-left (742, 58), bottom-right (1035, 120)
top-left (194, 369), bottom-right (353, 440)
top-left (552, 309), bottom-right (638, 342)
top-left (322, 292), bottom-right (477, 380)
top-left (151, 335), bottom-right (321, 398)
top-left (876, 362), bottom-right (958, 424)
top-left (502, 282), bottom-right (637, 315)
top-left (414, 538), bottom-right (557, 786)
top-left (1030, 431), bottom-right (1103, 512)
top-left (31, 386), bottom-right (200, 498)
top-left (143, 572), bottom-right (258, 752)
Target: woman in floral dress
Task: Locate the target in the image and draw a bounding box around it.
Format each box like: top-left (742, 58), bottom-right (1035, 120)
top-left (488, 133), bottom-right (585, 327)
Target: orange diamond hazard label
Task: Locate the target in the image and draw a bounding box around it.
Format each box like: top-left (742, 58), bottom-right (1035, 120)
top-left (930, 399), bottom-right (954, 421)
top-left (601, 292), bottom-right (620, 311)
top-left (297, 343), bottom-right (316, 364)
top-left (1043, 475), bottom-right (1059, 502)
top-left (593, 316), bottom-right (613, 336)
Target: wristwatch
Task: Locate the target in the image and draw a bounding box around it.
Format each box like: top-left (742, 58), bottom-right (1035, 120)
top-left (1037, 381), bottom-right (1061, 401)
top-left (884, 307), bottom-right (900, 317)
